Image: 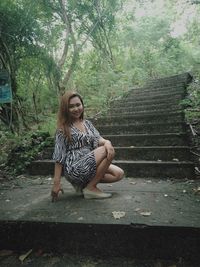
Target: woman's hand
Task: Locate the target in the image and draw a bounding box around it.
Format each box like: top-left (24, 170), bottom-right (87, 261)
top-left (51, 181), bottom-right (64, 202)
top-left (51, 162), bottom-right (63, 202)
top-left (52, 181), bottom-right (62, 194)
top-left (104, 140), bottom-right (115, 160)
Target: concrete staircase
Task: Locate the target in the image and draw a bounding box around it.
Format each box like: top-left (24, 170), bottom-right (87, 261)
top-left (29, 73), bottom-right (195, 179)
top-left (2, 73), bottom-right (200, 263)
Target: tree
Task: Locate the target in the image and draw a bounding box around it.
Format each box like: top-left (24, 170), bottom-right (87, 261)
top-left (0, 0), bottom-right (59, 131)
top-left (42, 0), bottom-right (122, 87)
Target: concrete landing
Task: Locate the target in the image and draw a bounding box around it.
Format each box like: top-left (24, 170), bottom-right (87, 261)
top-left (0, 176), bottom-right (200, 226)
top-left (0, 176), bottom-right (200, 261)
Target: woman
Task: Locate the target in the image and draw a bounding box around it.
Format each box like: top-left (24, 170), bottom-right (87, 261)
top-left (51, 91), bottom-right (124, 201)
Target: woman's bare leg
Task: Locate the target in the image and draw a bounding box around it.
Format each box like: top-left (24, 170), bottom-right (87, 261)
top-left (100, 164), bottom-right (124, 183)
top-left (85, 146), bottom-right (114, 192)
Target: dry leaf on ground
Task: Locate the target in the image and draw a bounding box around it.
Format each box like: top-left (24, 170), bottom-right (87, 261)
top-left (130, 181), bottom-right (137, 185)
top-left (19, 249), bottom-right (33, 262)
top-left (140, 211), bottom-right (152, 216)
top-left (193, 186), bottom-right (200, 194)
top-left (135, 208), bottom-right (141, 212)
top-left (112, 211), bottom-right (126, 219)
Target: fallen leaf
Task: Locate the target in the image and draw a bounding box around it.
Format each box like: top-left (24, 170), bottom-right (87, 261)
top-left (125, 195), bottom-right (132, 200)
top-left (19, 249), bottom-right (33, 262)
top-left (140, 211), bottom-right (152, 216)
top-left (0, 250), bottom-right (13, 257)
top-left (192, 186), bottom-right (200, 194)
top-left (112, 211), bottom-right (126, 219)
top-left (130, 181), bottom-right (137, 185)
top-left (135, 208), bottom-right (141, 212)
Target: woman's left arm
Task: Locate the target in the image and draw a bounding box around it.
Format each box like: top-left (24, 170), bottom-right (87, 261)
top-left (98, 137), bottom-right (115, 160)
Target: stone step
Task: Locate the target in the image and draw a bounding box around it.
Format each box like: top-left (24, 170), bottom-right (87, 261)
top-left (103, 133), bottom-right (187, 146)
top-left (127, 87), bottom-right (185, 98)
top-left (109, 107), bottom-right (182, 115)
top-left (115, 146), bottom-right (191, 161)
top-left (147, 81), bottom-right (186, 88)
top-left (111, 97), bottom-right (182, 107)
top-left (92, 112), bottom-right (184, 125)
top-left (122, 92), bottom-right (183, 101)
top-left (28, 159), bottom-right (195, 178)
top-left (127, 85), bottom-right (185, 95)
top-left (146, 73), bottom-right (192, 86)
top-left (39, 146), bottom-right (191, 161)
top-left (115, 160), bottom-right (195, 179)
top-left (96, 123), bottom-right (186, 134)
top-left (109, 103), bottom-right (182, 112)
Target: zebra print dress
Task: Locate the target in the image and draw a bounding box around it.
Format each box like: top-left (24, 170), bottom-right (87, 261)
top-left (52, 120), bottom-right (101, 188)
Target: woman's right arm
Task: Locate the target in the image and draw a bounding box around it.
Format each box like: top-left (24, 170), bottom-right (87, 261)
top-left (52, 162), bottom-right (63, 192)
top-left (52, 130), bottom-right (66, 193)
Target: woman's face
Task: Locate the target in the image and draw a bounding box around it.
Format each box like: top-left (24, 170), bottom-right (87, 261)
top-left (68, 96), bottom-right (84, 121)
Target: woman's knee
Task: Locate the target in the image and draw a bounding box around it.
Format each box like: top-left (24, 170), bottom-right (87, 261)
top-left (94, 145), bottom-right (115, 161)
top-left (94, 146), bottom-right (107, 164)
top-left (117, 168), bottom-right (124, 180)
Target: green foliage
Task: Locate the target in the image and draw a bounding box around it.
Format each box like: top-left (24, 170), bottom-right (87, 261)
top-left (5, 131), bottom-right (52, 175)
top-left (184, 80), bottom-right (200, 121)
top-left (1, 0), bottom-right (200, 170)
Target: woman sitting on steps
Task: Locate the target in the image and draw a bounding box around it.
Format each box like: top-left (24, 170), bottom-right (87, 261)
top-left (51, 91), bottom-right (124, 201)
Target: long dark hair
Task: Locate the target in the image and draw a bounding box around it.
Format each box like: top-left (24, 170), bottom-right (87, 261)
top-left (57, 91), bottom-right (84, 141)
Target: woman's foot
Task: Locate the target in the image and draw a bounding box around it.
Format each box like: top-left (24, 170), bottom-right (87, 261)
top-left (83, 187), bottom-right (112, 199)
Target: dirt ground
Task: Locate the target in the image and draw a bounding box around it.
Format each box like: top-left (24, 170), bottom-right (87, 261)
top-left (0, 250), bottom-right (197, 267)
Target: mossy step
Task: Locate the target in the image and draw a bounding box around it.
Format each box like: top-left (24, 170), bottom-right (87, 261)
top-left (127, 88), bottom-right (185, 97)
top-left (109, 103), bottom-right (182, 112)
top-left (111, 97), bottom-right (182, 107)
top-left (102, 133), bottom-right (187, 146)
top-left (109, 107), bottom-right (182, 115)
top-left (28, 159), bottom-right (195, 179)
top-left (96, 122), bottom-right (186, 134)
top-left (115, 160), bottom-right (195, 179)
top-left (41, 133), bottom-right (188, 148)
top-left (122, 92), bottom-right (184, 101)
top-left (92, 112), bottom-right (184, 125)
top-left (114, 146), bottom-right (191, 161)
top-left (127, 85), bottom-right (185, 95)
top-left (38, 146), bottom-right (191, 161)
top-left (146, 73), bottom-right (192, 85)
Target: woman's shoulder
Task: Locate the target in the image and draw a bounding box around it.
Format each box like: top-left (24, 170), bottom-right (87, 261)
top-left (84, 119), bottom-right (94, 127)
top-left (84, 119), bottom-right (91, 124)
top-left (55, 128), bottom-right (65, 137)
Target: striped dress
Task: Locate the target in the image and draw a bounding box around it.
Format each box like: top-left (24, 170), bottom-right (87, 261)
top-left (52, 120), bottom-right (101, 188)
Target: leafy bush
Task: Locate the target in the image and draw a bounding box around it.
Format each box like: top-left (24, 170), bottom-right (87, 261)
top-left (5, 131), bottom-right (52, 175)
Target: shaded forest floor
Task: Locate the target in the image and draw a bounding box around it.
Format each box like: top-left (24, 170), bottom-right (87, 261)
top-left (0, 251), bottom-right (197, 267)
